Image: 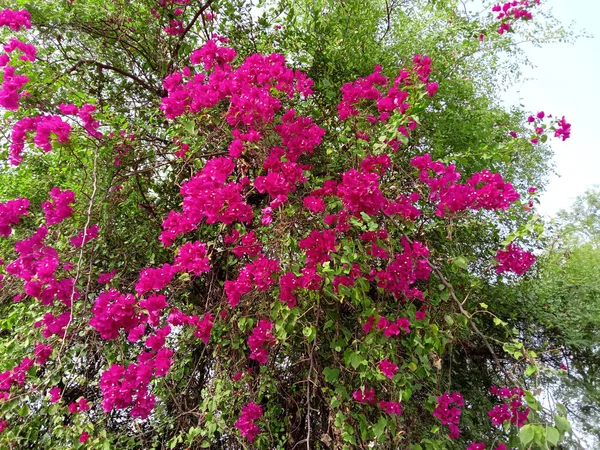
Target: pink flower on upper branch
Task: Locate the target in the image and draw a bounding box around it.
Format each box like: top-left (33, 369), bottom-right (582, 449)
top-left (192, 313), bottom-right (214, 344)
top-left (554, 116), bottom-right (571, 141)
top-left (49, 386), bottom-right (61, 403)
top-left (9, 115), bottom-right (71, 165)
top-left (34, 343), bottom-right (52, 365)
top-left (495, 244), bottom-right (535, 275)
top-left (0, 9), bottom-right (31, 31)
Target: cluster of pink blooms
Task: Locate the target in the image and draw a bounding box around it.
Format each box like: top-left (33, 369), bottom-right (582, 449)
top-left (174, 241), bottom-right (211, 275)
top-left (337, 59), bottom-right (435, 122)
top-left (0, 38), bottom-right (36, 110)
top-left (99, 348), bottom-right (173, 419)
top-left (0, 64), bottom-right (29, 110)
top-left (37, 311), bottom-right (71, 338)
top-left (68, 397), bottom-right (90, 414)
top-left (0, 197), bottom-right (29, 236)
top-left (42, 187), bottom-right (76, 226)
top-left (98, 269), bottom-right (116, 284)
top-left (6, 225), bottom-right (80, 307)
top-left (70, 224), bottom-right (99, 248)
top-left (495, 244), bottom-right (536, 275)
top-left (34, 342), bottom-right (53, 365)
top-left (554, 116), bottom-right (571, 141)
top-left (299, 229), bottom-right (337, 267)
top-left (160, 157), bottom-right (252, 246)
top-left (519, 111), bottom-right (571, 145)
top-left (411, 153), bottom-right (520, 217)
top-left (0, 64), bottom-right (28, 112)
top-left (161, 39), bottom-right (313, 121)
top-left (467, 443), bottom-right (507, 450)
top-left (225, 255), bottom-right (280, 307)
top-left (0, 11), bottom-right (33, 112)
top-left (277, 266), bottom-right (324, 309)
top-left (247, 319), bottom-right (276, 364)
top-left (234, 402), bottom-right (263, 442)
top-left (492, 1), bottom-right (539, 34)
top-left (9, 115), bottom-right (72, 165)
top-left (488, 386), bottom-right (530, 427)
top-left (3, 38), bottom-right (36, 62)
top-left (352, 387), bottom-right (403, 415)
top-left (433, 391), bottom-right (464, 439)
top-left (167, 308), bottom-right (214, 344)
top-left (0, 357), bottom-right (34, 402)
top-left (0, 9), bottom-right (31, 31)
top-left (90, 289), bottom-right (144, 340)
top-left (331, 262), bottom-right (363, 294)
top-left (378, 359), bottom-right (398, 379)
top-left (225, 230), bottom-right (261, 258)
top-left (164, 19), bottom-right (185, 35)
top-left (254, 110), bottom-right (324, 200)
top-left (363, 315), bottom-right (411, 337)
top-left (373, 237), bottom-right (431, 300)
top-left (59, 103), bottom-right (103, 139)
top-left (135, 263), bottom-right (176, 296)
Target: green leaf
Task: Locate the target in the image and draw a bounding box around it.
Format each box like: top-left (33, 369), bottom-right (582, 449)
top-left (493, 317), bottom-right (508, 326)
top-left (525, 365), bottom-right (538, 376)
top-left (373, 416), bottom-right (387, 439)
top-left (453, 256), bottom-right (468, 269)
top-left (546, 427), bottom-right (559, 446)
top-left (554, 415), bottom-right (571, 433)
top-left (520, 424), bottom-right (534, 446)
top-left (18, 405), bottom-right (30, 417)
top-left (184, 119), bottom-right (195, 134)
top-left (323, 367), bottom-right (340, 383)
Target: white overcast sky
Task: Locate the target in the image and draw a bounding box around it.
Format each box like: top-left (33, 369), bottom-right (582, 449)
top-left (498, 0), bottom-right (600, 217)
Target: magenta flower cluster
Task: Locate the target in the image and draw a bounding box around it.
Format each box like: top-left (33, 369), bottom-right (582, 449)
top-left (495, 244), bottom-right (536, 275)
top-left (433, 391), bottom-right (464, 440)
top-left (0, 197), bottom-right (29, 236)
top-left (0, 9), bottom-right (31, 31)
top-left (352, 387), bottom-right (403, 416)
top-left (247, 319), bottom-right (276, 365)
top-left (492, 1), bottom-right (540, 34)
top-left (488, 386), bottom-right (530, 428)
top-left (235, 402), bottom-right (263, 442)
top-left (411, 153), bottom-right (520, 217)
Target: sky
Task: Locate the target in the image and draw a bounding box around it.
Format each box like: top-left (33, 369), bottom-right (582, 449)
top-left (498, 0), bottom-right (600, 218)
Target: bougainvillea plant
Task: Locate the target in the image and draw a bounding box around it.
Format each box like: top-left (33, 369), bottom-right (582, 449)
top-left (0, 0), bottom-right (577, 449)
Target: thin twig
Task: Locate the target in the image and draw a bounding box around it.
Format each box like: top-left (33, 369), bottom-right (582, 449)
top-left (57, 145), bottom-right (99, 367)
